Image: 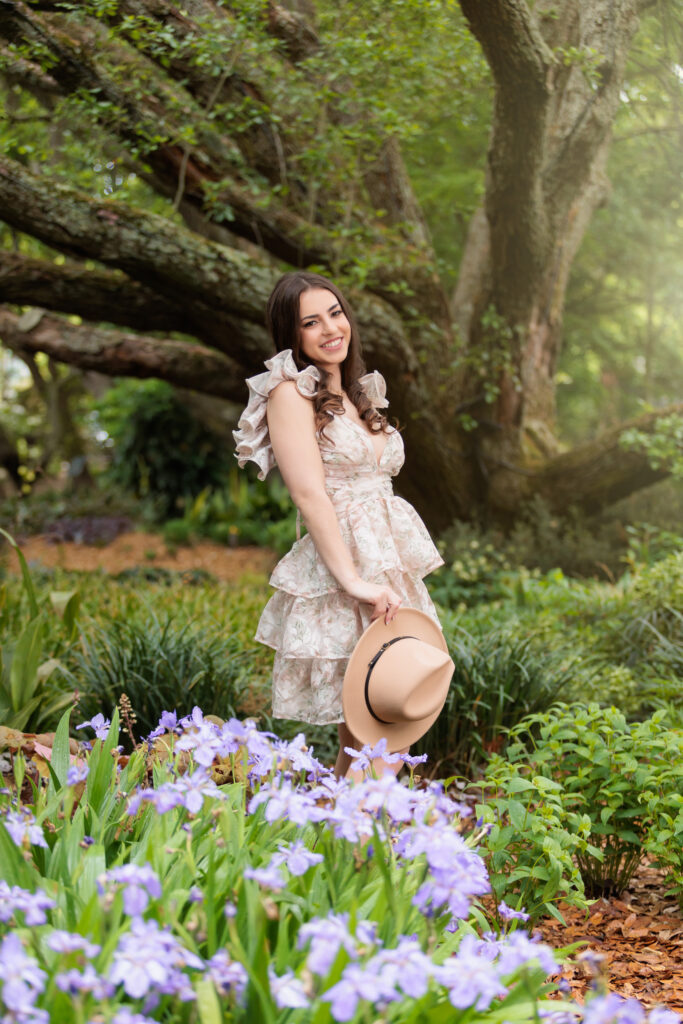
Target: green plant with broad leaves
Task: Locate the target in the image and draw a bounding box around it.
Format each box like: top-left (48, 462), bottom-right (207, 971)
top-left (163, 464), bottom-right (297, 555)
top-left (491, 703), bottom-right (683, 901)
top-left (473, 770), bottom-right (594, 927)
top-left (0, 529), bottom-right (77, 732)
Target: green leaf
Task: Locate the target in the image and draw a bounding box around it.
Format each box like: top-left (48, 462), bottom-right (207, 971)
top-left (9, 616), bottom-right (45, 710)
top-left (48, 706), bottom-right (73, 798)
top-left (0, 528), bottom-right (38, 618)
top-left (49, 590), bottom-right (81, 639)
top-left (195, 976), bottom-right (222, 1024)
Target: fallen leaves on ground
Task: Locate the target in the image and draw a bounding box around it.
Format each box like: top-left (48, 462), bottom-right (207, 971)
top-left (538, 860), bottom-right (683, 1010)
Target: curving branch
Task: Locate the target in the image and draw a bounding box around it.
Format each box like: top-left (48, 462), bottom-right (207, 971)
top-left (0, 154), bottom-right (274, 322)
top-left (0, 252), bottom-right (193, 334)
top-left (0, 308), bottom-right (246, 401)
top-left (0, 250), bottom-right (271, 358)
top-left (525, 404), bottom-right (683, 515)
top-left (0, 0), bottom-right (334, 268)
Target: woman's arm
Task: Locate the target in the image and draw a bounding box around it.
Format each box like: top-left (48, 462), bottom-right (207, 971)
top-left (267, 381), bottom-right (401, 623)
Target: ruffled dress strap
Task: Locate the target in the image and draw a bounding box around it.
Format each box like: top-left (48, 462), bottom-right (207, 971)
top-left (358, 369), bottom-right (389, 409)
top-left (232, 349), bottom-right (321, 481)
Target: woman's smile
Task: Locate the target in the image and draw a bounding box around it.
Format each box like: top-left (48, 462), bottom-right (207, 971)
top-left (299, 287), bottom-right (351, 378)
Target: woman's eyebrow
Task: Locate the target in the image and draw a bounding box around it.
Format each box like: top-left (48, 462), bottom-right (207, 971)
top-left (300, 302), bottom-right (341, 323)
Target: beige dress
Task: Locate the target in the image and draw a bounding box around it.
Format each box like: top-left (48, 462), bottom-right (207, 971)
top-left (233, 349), bottom-right (444, 725)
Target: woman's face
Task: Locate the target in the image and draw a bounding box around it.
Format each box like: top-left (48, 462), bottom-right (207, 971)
top-left (298, 288), bottom-right (351, 374)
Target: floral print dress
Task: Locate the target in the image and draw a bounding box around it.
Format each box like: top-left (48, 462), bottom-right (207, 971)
top-left (233, 349), bottom-right (444, 725)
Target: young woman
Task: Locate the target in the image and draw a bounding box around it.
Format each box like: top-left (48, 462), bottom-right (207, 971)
top-left (233, 271), bottom-right (444, 777)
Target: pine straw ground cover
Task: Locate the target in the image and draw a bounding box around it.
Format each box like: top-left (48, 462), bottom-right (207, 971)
top-left (0, 707), bottom-right (680, 1024)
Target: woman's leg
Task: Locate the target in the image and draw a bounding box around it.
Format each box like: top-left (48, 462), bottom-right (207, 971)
top-left (334, 721), bottom-right (355, 778)
top-left (335, 721), bottom-right (409, 782)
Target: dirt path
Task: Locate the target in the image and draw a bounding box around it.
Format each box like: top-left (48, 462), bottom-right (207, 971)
top-left (3, 531), bottom-right (276, 582)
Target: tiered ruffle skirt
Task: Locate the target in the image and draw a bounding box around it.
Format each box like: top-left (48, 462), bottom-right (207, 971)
top-left (256, 494), bottom-right (443, 725)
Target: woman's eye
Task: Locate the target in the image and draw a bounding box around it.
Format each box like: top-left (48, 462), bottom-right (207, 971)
top-left (332, 309), bottom-right (342, 317)
top-left (303, 320), bottom-right (316, 329)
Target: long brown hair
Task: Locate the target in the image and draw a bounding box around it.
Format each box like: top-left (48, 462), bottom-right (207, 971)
top-left (266, 271), bottom-right (390, 440)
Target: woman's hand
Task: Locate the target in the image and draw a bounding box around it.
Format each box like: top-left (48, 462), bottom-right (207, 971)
top-left (345, 579), bottom-right (403, 625)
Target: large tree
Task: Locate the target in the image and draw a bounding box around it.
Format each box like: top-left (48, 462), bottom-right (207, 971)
top-left (0, 0), bottom-right (680, 529)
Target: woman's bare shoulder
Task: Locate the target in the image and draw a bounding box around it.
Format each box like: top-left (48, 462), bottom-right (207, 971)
top-left (267, 378), bottom-right (314, 413)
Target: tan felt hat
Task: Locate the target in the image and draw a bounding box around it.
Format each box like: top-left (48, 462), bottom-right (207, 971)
top-left (342, 608), bottom-right (454, 752)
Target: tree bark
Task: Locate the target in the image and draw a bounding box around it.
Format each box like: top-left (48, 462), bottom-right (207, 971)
top-left (0, 309), bottom-right (247, 401)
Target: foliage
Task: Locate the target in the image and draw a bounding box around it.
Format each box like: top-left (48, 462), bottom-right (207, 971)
top-left (66, 614), bottom-right (264, 743)
top-left (474, 772), bottom-right (593, 927)
top-left (0, 705), bottom-right (598, 1024)
top-left (428, 527), bottom-right (516, 607)
top-left (163, 465), bottom-right (297, 556)
top-left (93, 380), bottom-right (232, 519)
top-left (496, 704), bottom-right (683, 900)
top-left (621, 414), bottom-right (683, 482)
top-left (0, 530), bottom-right (76, 732)
top-left (414, 627), bottom-right (576, 777)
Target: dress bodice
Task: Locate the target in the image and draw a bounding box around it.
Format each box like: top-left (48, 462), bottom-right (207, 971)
top-left (232, 348), bottom-right (399, 510)
top-left (317, 413), bottom-right (404, 516)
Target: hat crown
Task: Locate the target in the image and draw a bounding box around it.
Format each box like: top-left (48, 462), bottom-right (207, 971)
top-left (367, 637), bottom-right (453, 725)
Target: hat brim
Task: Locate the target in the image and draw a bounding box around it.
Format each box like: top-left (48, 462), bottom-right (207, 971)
top-left (342, 608), bottom-right (450, 752)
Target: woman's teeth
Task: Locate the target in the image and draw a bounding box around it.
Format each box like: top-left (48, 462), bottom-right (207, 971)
top-left (321, 338), bottom-right (343, 350)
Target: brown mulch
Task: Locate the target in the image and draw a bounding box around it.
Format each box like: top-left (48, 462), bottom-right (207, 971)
top-left (537, 861), bottom-right (683, 1010)
top-left (2, 531), bottom-right (277, 582)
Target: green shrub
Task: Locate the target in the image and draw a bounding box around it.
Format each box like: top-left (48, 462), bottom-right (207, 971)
top-left (159, 467), bottom-right (297, 555)
top-left (414, 627), bottom-right (576, 776)
top-left (497, 703), bottom-right (683, 899)
top-left (66, 614), bottom-right (266, 741)
top-left (428, 526), bottom-right (515, 607)
top-left (474, 768), bottom-right (593, 925)
top-left (94, 380), bottom-right (232, 519)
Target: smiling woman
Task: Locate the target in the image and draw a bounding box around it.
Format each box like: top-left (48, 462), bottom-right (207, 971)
top-left (233, 271), bottom-right (444, 778)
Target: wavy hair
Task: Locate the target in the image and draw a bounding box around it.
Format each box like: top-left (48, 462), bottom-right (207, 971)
top-left (265, 271), bottom-right (390, 441)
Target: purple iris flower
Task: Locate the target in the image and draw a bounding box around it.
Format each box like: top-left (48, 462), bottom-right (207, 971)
top-left (371, 937), bottom-right (433, 998)
top-left (248, 779), bottom-right (327, 826)
top-left (434, 936), bottom-right (507, 1011)
top-left (205, 950), bottom-right (247, 1001)
top-left (107, 917), bottom-right (203, 1000)
top-left (646, 1011), bottom-right (681, 1024)
top-left (492, 930), bottom-right (559, 976)
top-left (0, 882), bottom-right (55, 925)
top-left (276, 840), bottom-right (323, 876)
top-left (3, 808), bottom-right (48, 849)
top-left (582, 994), bottom-right (647, 1024)
top-left (343, 738), bottom-right (401, 773)
top-left (400, 752), bottom-right (429, 769)
top-left (322, 961), bottom-right (399, 1021)
top-left (0, 933), bottom-right (48, 1023)
top-left (46, 930), bottom-right (100, 958)
top-left (98, 864), bottom-right (162, 917)
top-left (55, 965), bottom-right (114, 998)
top-left (498, 900), bottom-right (531, 923)
top-left (76, 713), bottom-right (111, 740)
top-left (298, 914), bottom-right (358, 976)
top-left (110, 1011), bottom-right (158, 1024)
top-left (66, 763), bottom-right (89, 786)
top-left (268, 967), bottom-right (309, 1009)
top-left (243, 864), bottom-right (286, 891)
